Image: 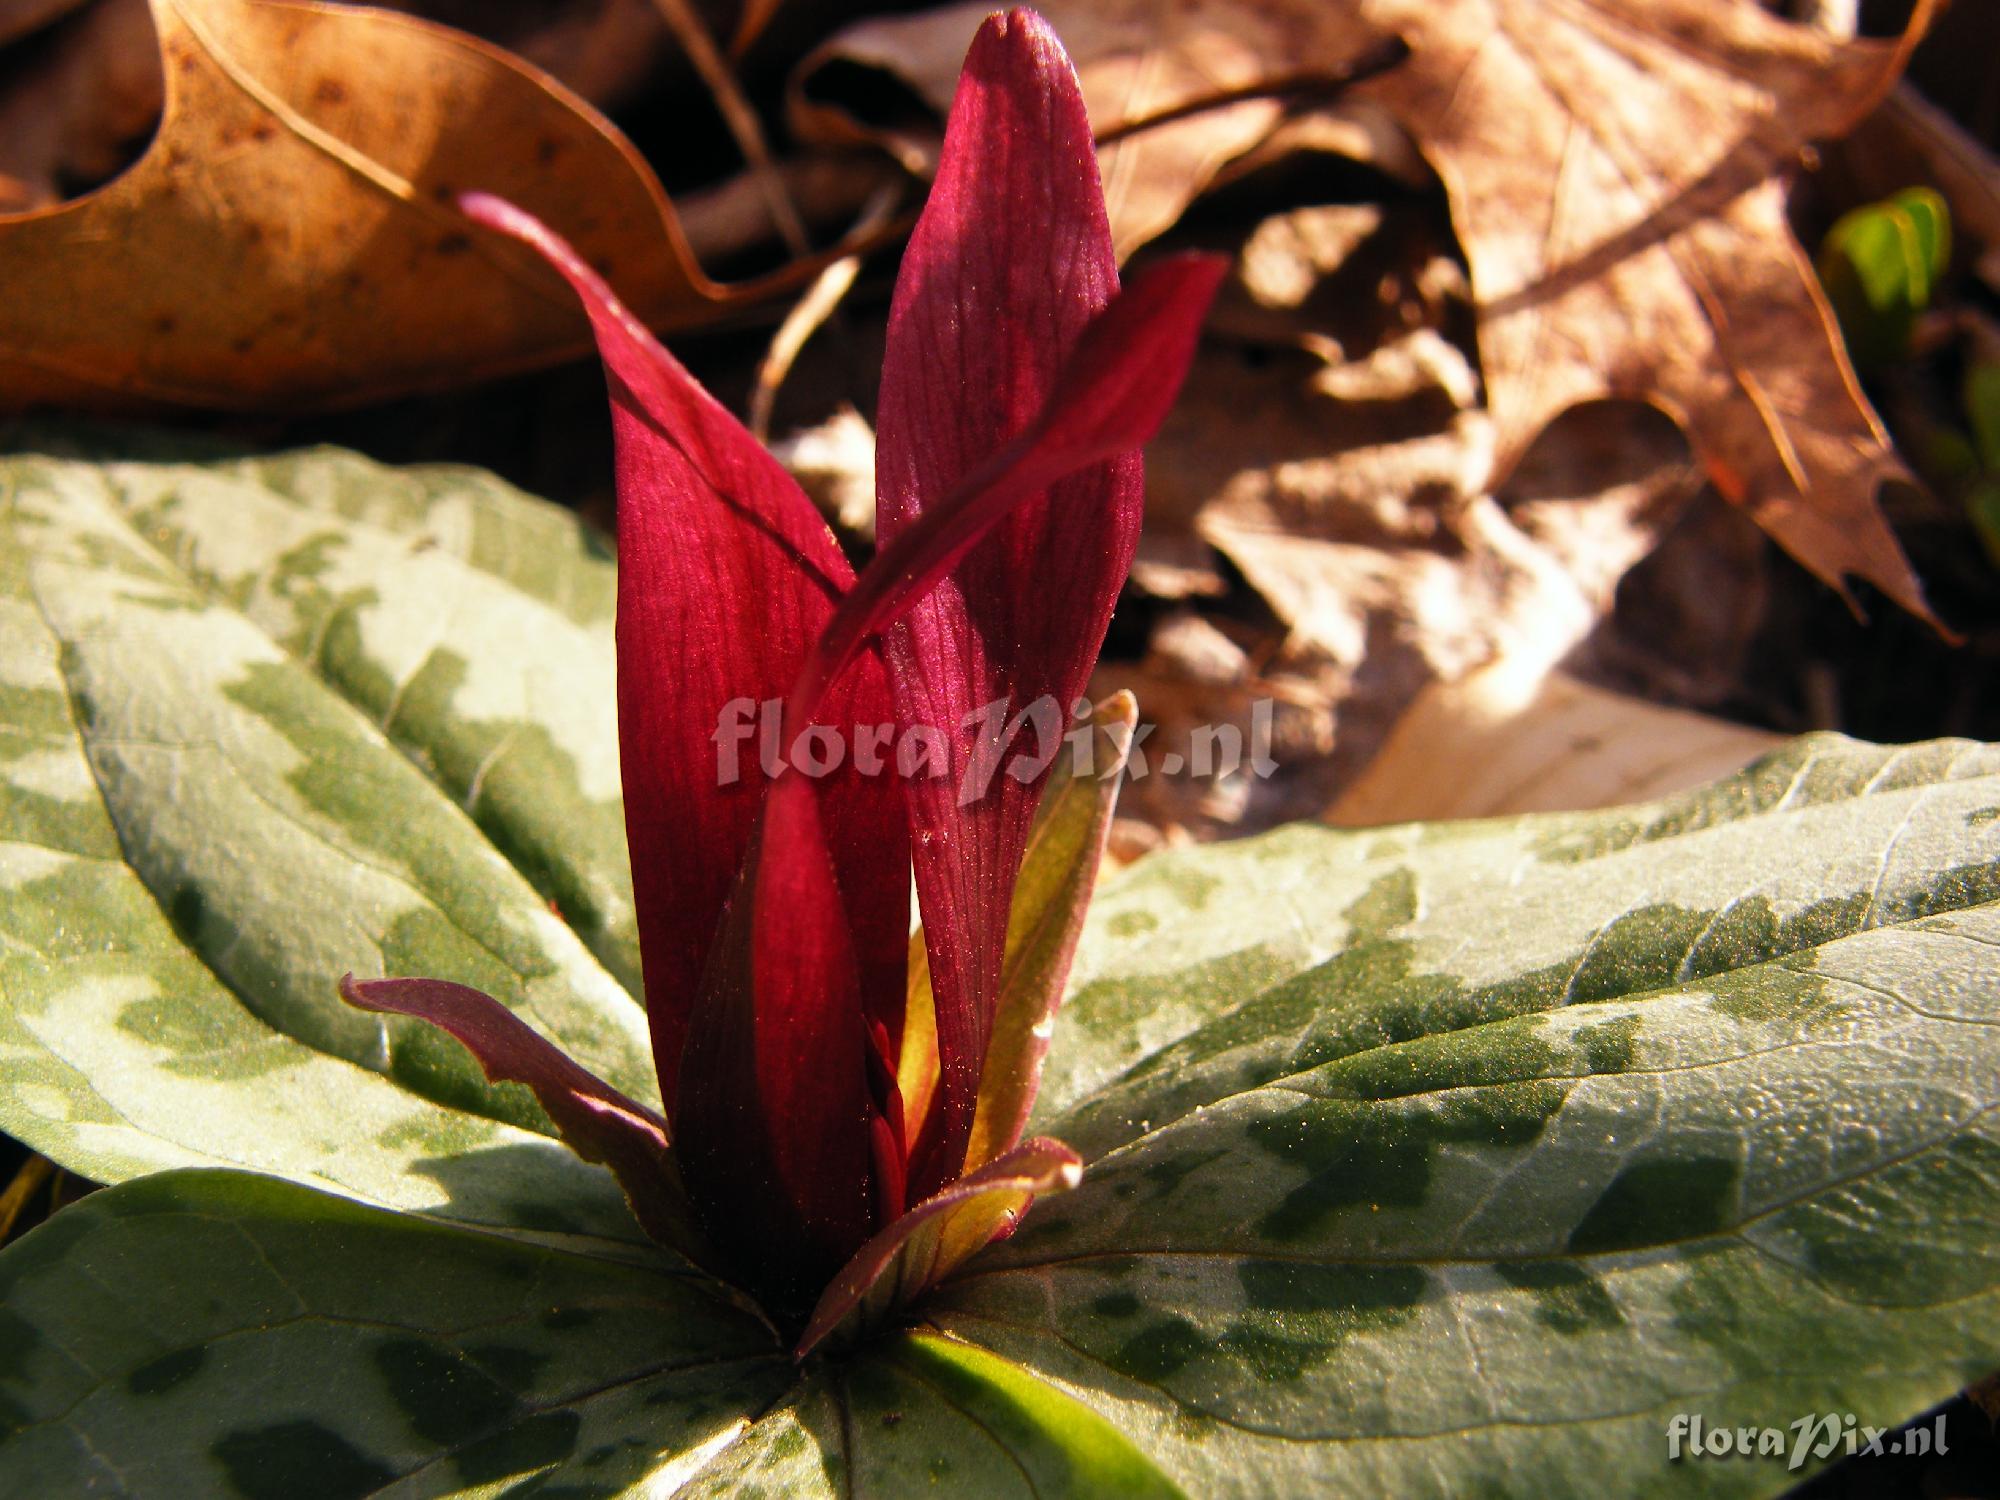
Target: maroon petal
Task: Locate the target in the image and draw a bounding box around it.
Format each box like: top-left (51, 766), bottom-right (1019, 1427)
top-left (870, 10), bottom-right (1221, 1199)
top-left (339, 975), bottom-right (703, 1259)
top-left (708, 251), bottom-right (1214, 1281)
top-left (673, 773), bottom-right (886, 1314)
top-left (777, 252), bottom-right (1219, 1199)
top-left (676, 236), bottom-right (1213, 1306)
top-left (794, 1136), bottom-right (1082, 1359)
top-left (459, 194), bottom-right (909, 1111)
top-left (787, 254), bottom-right (1226, 755)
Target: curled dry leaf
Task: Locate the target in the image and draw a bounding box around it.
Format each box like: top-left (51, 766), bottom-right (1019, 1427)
top-left (0, 0), bottom-right (817, 413)
top-left (409, 0), bottom-right (685, 110)
top-left (770, 403), bottom-right (878, 540)
top-left (0, 0), bottom-right (89, 46)
top-left (1352, 0), bottom-right (1943, 627)
top-left (801, 0), bottom-right (1943, 633)
top-left (1105, 203), bottom-right (1705, 845)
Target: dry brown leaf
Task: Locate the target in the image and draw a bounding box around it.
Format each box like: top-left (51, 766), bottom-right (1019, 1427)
top-left (1353, 0), bottom-right (1942, 626)
top-left (1090, 222), bottom-right (1691, 845)
top-left (418, 0), bottom-right (694, 108)
top-left (1968, 1371), bottom-right (2000, 1426)
top-left (0, 0), bottom-right (816, 413)
top-left (790, 0), bottom-right (1384, 260)
top-left (1092, 612), bottom-right (1337, 850)
top-left (771, 402), bottom-right (877, 539)
top-left (1195, 394), bottom-right (1693, 772)
top-left (799, 0), bottom-right (1938, 629)
top-left (1114, 200), bottom-right (1707, 841)
top-left (1327, 658), bottom-right (1784, 825)
top-left (1572, 487), bottom-right (1774, 710)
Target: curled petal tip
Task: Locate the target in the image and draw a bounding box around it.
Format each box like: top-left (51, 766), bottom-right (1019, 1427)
top-left (337, 974), bottom-right (705, 1260)
top-left (793, 1137), bottom-right (1083, 1360)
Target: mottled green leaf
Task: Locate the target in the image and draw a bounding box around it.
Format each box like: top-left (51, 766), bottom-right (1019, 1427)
top-left (0, 1171), bottom-right (787, 1497)
top-left (929, 737), bottom-right (2000, 1494)
top-left (0, 441), bottom-right (651, 1247)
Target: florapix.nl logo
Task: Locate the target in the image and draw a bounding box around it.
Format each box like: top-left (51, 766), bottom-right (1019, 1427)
top-left (712, 693), bottom-right (1279, 806)
top-left (1666, 1411), bottom-right (1950, 1472)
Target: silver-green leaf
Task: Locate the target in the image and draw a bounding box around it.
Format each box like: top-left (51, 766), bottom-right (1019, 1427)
top-left (1, 440), bottom-right (650, 1249)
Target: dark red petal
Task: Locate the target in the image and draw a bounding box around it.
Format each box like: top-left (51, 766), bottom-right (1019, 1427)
top-left (870, 10), bottom-right (1222, 1200)
top-left (339, 975), bottom-right (703, 1259)
top-left (674, 775), bottom-right (881, 1315)
top-left (720, 247), bottom-right (1214, 1258)
top-left (460, 194), bottom-right (908, 1110)
top-left (754, 253), bottom-right (1215, 1225)
top-left (788, 254), bottom-right (1227, 744)
top-left (794, 1136), bottom-right (1082, 1359)
top-left (877, 13), bottom-right (1118, 1203)
top-left (840, 274), bottom-right (1224, 1208)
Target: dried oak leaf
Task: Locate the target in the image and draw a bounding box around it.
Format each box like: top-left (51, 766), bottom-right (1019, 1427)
top-left (0, 0), bottom-right (813, 413)
top-left (0, 0), bottom-right (90, 47)
top-left (798, 0), bottom-right (1941, 625)
top-left (1352, 0), bottom-right (1943, 625)
top-left (1114, 201), bottom-right (1711, 842)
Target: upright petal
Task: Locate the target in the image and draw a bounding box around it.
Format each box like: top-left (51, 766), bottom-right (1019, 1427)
top-left (678, 251), bottom-right (1219, 1310)
top-left (876, 10), bottom-right (1132, 1198)
top-left (460, 195), bottom-right (909, 1107)
top-left (875, 8), bottom-right (1218, 1195)
top-left (674, 772), bottom-right (887, 1315)
top-left (963, 691), bottom-right (1137, 1170)
top-left (792, 253), bottom-right (1216, 1208)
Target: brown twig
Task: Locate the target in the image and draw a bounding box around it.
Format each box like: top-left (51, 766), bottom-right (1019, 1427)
top-left (648, 0), bottom-right (812, 259)
top-left (750, 181), bottom-right (901, 442)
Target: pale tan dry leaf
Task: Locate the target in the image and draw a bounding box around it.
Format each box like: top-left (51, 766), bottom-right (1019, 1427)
top-left (771, 403), bottom-right (877, 540)
top-left (1353, 0), bottom-right (1942, 626)
top-left (1201, 100), bottom-right (1432, 195)
top-left (674, 150), bottom-right (901, 268)
top-left (1092, 618), bottom-right (1336, 847)
top-left (1327, 658), bottom-right (1784, 825)
top-left (1573, 487), bottom-right (1774, 710)
top-left (790, 0), bottom-right (1382, 260)
top-left (0, 0), bottom-right (820, 413)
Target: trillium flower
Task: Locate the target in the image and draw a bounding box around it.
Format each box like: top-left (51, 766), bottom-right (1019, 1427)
top-left (339, 8), bottom-right (1222, 1353)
